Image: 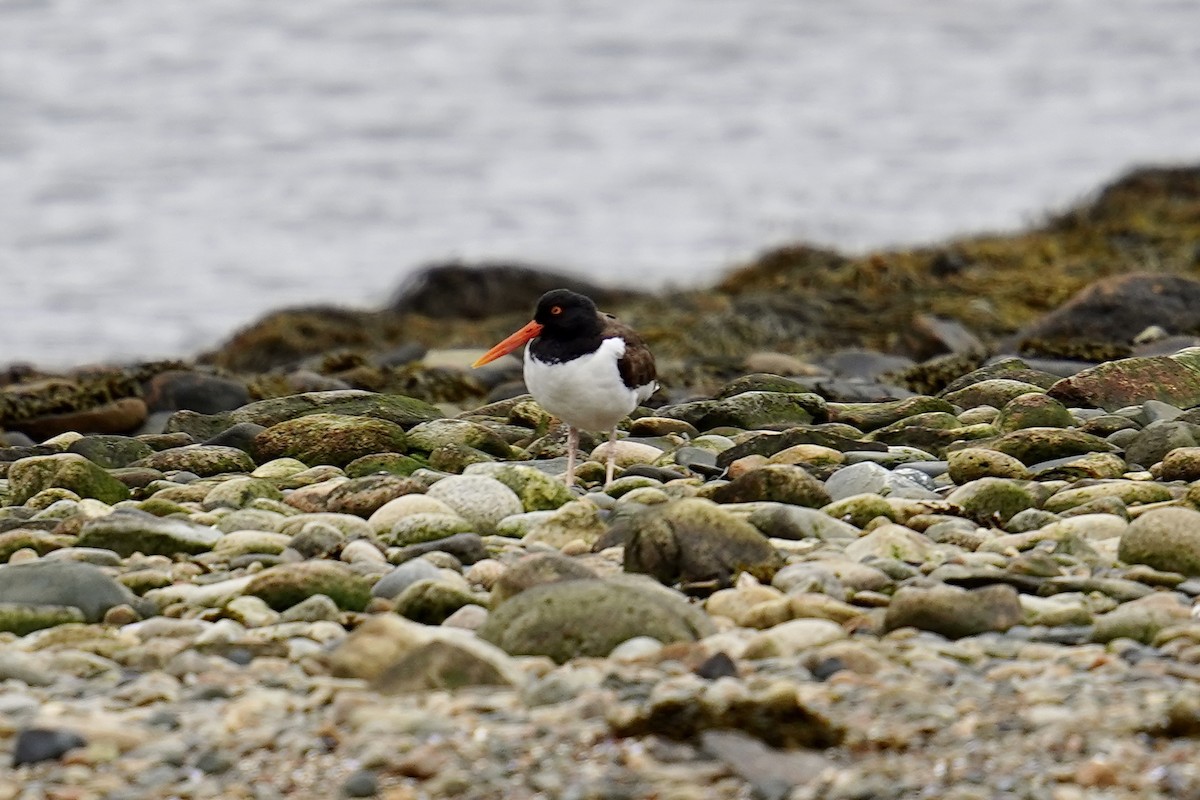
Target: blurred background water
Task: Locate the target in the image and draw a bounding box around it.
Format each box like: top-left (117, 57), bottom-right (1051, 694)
top-left (1, 0), bottom-right (1198, 367)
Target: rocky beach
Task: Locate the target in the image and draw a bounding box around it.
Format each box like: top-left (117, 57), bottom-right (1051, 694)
top-left (4, 165), bottom-right (1200, 799)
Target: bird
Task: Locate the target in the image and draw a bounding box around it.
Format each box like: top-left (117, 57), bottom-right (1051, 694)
top-left (472, 289), bottom-right (657, 486)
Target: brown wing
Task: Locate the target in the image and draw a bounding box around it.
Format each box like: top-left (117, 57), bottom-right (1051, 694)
top-left (604, 316), bottom-right (657, 394)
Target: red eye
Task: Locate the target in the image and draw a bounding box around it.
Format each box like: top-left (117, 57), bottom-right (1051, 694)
top-left (550, 305), bottom-right (562, 315)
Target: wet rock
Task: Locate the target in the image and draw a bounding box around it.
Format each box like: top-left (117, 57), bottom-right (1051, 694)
top-left (608, 678), bottom-right (842, 749)
top-left (659, 391), bottom-right (827, 431)
top-left (66, 435), bottom-right (154, 469)
top-left (391, 533), bottom-right (488, 565)
top-left (479, 577), bottom-right (715, 663)
top-left (0, 559), bottom-right (146, 622)
top-left (1048, 348), bottom-right (1200, 412)
top-left (392, 579), bottom-right (481, 625)
top-left (710, 464), bottom-right (831, 507)
top-left (327, 613), bottom-right (434, 680)
top-left (323, 474), bottom-right (424, 517)
top-left (1031, 452), bottom-right (1128, 481)
top-left (384, 513), bottom-right (475, 546)
top-left (131, 445), bottom-right (256, 477)
top-left (407, 420), bottom-right (513, 463)
top-left (425, 475), bottom-right (523, 535)
top-left (843, 524), bottom-right (933, 563)
top-left (244, 561), bottom-right (372, 611)
top-left (1018, 273), bottom-right (1200, 350)
top-left (1044, 481), bottom-right (1174, 513)
top-left (522, 500), bottom-right (607, 549)
top-left (175, 390), bottom-right (443, 437)
top-left (372, 637), bottom-right (522, 693)
top-left (617, 498), bottom-right (783, 588)
top-left (945, 478), bottom-right (1038, 524)
top-left (15, 397), bottom-right (148, 440)
top-left (202, 477), bottom-right (284, 510)
top-left (0, 603), bottom-right (86, 635)
top-left (716, 427), bottom-right (884, 469)
top-left (7, 453), bottom-right (130, 505)
top-left (821, 493), bottom-right (897, 528)
top-left (943, 379), bottom-right (1048, 410)
top-left (1092, 593), bottom-right (1192, 643)
top-left (206, 419), bottom-right (272, 455)
top-left (824, 461), bottom-right (938, 501)
top-left (490, 552), bottom-right (599, 605)
top-left (371, 559), bottom-right (443, 600)
top-left (1124, 420), bottom-right (1200, 468)
top-left (254, 413), bottom-right (408, 467)
top-left (1162, 447), bottom-right (1200, 481)
top-left (367, 494), bottom-right (456, 535)
top-left (212, 530), bottom-right (291, 560)
top-left (716, 373), bottom-right (815, 399)
top-left (743, 618), bottom-right (847, 658)
top-left (77, 508), bottom-right (221, 556)
top-left (142, 370), bottom-right (250, 414)
top-left (344, 452), bottom-right (425, 478)
top-left (1120, 507), bottom-right (1200, 576)
top-left (462, 463), bottom-right (574, 511)
top-left (745, 503), bottom-right (861, 541)
top-left (827, 396), bottom-right (955, 432)
top-left (995, 393), bottom-right (1074, 432)
top-left (947, 447), bottom-right (1032, 482)
top-left (966, 427), bottom-right (1118, 466)
top-left (884, 583), bottom-right (1023, 638)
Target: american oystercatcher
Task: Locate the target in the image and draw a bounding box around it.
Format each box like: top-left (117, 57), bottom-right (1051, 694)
top-left (472, 289), bottom-right (657, 486)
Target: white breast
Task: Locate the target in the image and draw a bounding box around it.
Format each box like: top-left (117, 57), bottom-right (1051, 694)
top-left (524, 337), bottom-right (652, 432)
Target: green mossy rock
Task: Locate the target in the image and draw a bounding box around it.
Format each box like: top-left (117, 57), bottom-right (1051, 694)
top-left (245, 561), bottom-right (372, 611)
top-left (7, 453), bottom-right (130, 505)
top-left (479, 577), bottom-right (715, 663)
top-left (0, 603), bottom-right (86, 636)
top-left (995, 393), bottom-right (1074, 432)
top-left (660, 391), bottom-right (828, 431)
top-left (132, 445), bottom-right (257, 477)
top-left (710, 464), bottom-right (831, 508)
top-left (392, 579), bottom-right (482, 625)
top-left (77, 508), bottom-right (222, 557)
top-left (254, 413), bottom-right (408, 467)
top-left (1119, 507), bottom-right (1200, 576)
top-left (827, 396), bottom-right (955, 432)
top-left (166, 390), bottom-right (443, 440)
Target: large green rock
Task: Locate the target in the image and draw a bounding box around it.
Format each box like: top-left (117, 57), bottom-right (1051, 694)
top-left (659, 391), bottom-right (828, 431)
top-left (77, 508), bottom-right (222, 556)
top-left (7, 453), bottom-right (130, 505)
top-left (245, 561), bottom-right (372, 611)
top-left (884, 583), bottom-right (1022, 638)
top-left (827, 396), bottom-right (955, 432)
top-left (1048, 349), bottom-right (1200, 412)
top-left (710, 464), bottom-right (831, 508)
top-left (131, 445), bottom-right (256, 477)
top-left (166, 390), bottom-right (443, 440)
top-left (1119, 507), bottom-right (1200, 576)
top-left (479, 577), bottom-right (715, 663)
top-left (254, 413), bottom-right (408, 467)
top-left (404, 419), bottom-right (513, 458)
top-left (616, 498), bottom-right (783, 587)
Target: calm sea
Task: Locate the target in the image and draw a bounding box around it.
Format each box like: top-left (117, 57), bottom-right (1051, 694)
top-left (2, 0), bottom-right (1198, 367)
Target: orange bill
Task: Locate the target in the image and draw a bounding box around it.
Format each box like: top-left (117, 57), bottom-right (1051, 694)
top-left (471, 320), bottom-right (544, 367)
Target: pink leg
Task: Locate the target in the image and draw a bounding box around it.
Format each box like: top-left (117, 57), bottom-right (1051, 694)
top-left (604, 426), bottom-right (618, 486)
top-left (564, 426), bottom-right (579, 486)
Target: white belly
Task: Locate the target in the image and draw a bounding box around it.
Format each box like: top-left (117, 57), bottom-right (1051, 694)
top-left (524, 337), bottom-right (651, 432)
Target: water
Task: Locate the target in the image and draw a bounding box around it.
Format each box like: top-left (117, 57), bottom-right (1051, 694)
top-left (1, 0), bottom-right (1198, 367)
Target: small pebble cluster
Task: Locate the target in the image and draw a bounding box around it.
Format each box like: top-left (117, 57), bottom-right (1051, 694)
top-left (4, 351), bottom-right (1200, 799)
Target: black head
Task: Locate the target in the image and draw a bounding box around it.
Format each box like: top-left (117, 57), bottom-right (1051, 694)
top-left (532, 289), bottom-right (602, 339)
